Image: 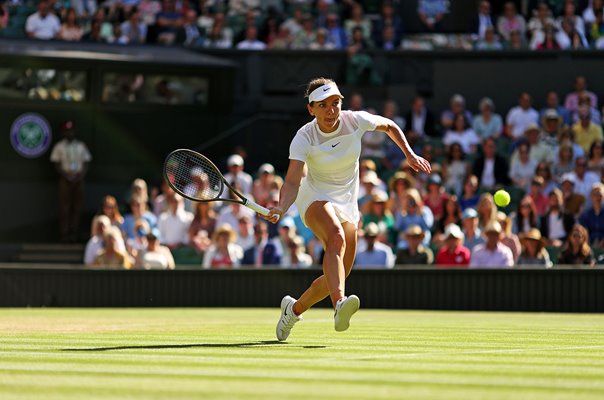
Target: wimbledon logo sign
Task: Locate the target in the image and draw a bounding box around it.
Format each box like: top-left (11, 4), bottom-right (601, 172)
top-left (10, 113), bottom-right (52, 158)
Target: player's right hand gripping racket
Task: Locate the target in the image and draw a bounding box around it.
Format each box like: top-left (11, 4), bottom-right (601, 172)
top-left (163, 149), bottom-right (278, 220)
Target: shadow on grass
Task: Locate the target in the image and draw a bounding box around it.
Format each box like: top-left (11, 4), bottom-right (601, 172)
top-left (62, 340), bottom-right (327, 351)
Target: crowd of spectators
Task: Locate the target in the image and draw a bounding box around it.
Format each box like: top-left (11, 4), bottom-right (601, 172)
top-left (3, 0), bottom-right (604, 51)
top-left (85, 74), bottom-right (604, 269)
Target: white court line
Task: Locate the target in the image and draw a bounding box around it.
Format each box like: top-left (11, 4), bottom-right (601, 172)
top-left (352, 345), bottom-right (604, 361)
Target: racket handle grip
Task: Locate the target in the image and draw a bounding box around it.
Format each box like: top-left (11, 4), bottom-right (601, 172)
top-left (246, 200), bottom-right (281, 222)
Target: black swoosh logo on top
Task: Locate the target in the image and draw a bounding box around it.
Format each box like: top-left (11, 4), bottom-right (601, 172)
top-left (323, 87), bottom-right (330, 92)
top-left (332, 142), bottom-right (340, 148)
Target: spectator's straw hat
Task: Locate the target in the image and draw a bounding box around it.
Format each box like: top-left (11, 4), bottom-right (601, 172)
top-left (518, 228), bottom-right (546, 247)
top-left (444, 223), bottom-right (464, 240)
top-left (404, 225), bottom-right (424, 238)
top-left (103, 226), bottom-right (122, 242)
top-left (360, 158), bottom-right (377, 171)
top-left (389, 171), bottom-right (415, 191)
top-left (524, 123), bottom-right (540, 136)
top-left (361, 170), bottom-right (381, 185)
top-left (132, 178), bottom-right (147, 190)
top-left (212, 223), bottom-right (237, 242)
top-left (542, 108), bottom-right (562, 125)
top-left (483, 221), bottom-right (502, 234)
top-left (364, 222), bottom-right (380, 238)
top-left (371, 190), bottom-right (389, 203)
top-left (590, 182), bottom-right (604, 195)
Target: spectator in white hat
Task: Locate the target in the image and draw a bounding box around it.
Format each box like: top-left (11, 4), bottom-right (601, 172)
top-left (435, 223), bottom-right (470, 267)
top-left (461, 207), bottom-right (484, 251)
top-left (560, 172), bottom-right (585, 217)
top-left (252, 163), bottom-right (283, 208)
top-left (223, 153), bottom-right (253, 197)
top-left (358, 170), bottom-right (383, 211)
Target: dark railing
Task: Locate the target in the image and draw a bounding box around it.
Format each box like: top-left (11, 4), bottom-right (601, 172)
top-left (1, 265), bottom-right (602, 312)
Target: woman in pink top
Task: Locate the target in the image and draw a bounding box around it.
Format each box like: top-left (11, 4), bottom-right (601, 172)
top-left (59, 8), bottom-right (83, 41)
top-left (497, 2), bottom-right (526, 41)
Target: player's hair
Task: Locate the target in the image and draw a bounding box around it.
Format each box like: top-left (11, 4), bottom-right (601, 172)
top-left (304, 77), bottom-right (335, 103)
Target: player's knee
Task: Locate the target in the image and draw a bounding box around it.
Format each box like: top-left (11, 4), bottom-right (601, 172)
top-left (326, 228), bottom-right (346, 253)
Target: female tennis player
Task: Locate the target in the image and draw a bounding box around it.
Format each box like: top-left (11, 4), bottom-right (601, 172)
top-left (263, 78), bottom-right (431, 341)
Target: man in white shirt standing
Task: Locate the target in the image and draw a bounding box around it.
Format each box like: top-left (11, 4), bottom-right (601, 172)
top-left (570, 157), bottom-right (600, 209)
top-left (506, 92), bottom-right (539, 141)
top-left (26, 0), bottom-right (60, 40)
top-left (157, 194), bottom-right (193, 250)
top-left (50, 120), bottom-right (92, 242)
top-left (223, 154), bottom-right (253, 196)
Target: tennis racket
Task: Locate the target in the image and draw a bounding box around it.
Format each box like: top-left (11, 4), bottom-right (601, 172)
top-left (163, 149), bottom-right (277, 219)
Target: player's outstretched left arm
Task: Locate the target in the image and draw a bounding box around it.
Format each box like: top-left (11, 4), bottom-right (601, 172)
top-left (375, 117), bottom-right (432, 174)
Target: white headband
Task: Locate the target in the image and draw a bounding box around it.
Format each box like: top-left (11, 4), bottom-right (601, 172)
top-left (308, 83), bottom-right (344, 103)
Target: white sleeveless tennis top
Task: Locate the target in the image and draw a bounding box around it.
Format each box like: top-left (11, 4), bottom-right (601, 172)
top-left (289, 110), bottom-right (381, 226)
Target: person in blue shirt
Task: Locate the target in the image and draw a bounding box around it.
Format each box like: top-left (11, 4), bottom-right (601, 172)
top-left (122, 196), bottom-right (157, 240)
top-left (355, 222), bottom-right (395, 268)
top-left (394, 188), bottom-right (433, 249)
top-left (418, 0), bottom-right (448, 32)
top-left (578, 183), bottom-right (604, 246)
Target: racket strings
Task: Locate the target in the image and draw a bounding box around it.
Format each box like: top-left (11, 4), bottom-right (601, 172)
top-left (165, 152), bottom-right (222, 201)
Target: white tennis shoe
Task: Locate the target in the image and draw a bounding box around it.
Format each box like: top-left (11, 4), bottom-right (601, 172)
top-left (276, 295), bottom-right (301, 341)
top-left (334, 295), bottom-right (360, 332)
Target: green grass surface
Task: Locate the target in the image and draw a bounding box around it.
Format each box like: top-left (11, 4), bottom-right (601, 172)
top-left (1, 308), bottom-right (603, 399)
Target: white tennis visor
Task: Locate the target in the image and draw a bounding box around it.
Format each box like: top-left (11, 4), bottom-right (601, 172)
top-left (308, 83), bottom-right (344, 103)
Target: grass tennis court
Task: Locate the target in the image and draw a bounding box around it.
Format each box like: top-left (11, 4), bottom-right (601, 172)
top-left (0, 308), bottom-right (603, 400)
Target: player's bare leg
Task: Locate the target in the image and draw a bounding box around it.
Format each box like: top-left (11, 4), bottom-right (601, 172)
top-left (296, 202), bottom-right (360, 331)
top-left (276, 202), bottom-right (359, 340)
top-left (293, 215), bottom-right (357, 315)
top-left (298, 202), bottom-right (348, 305)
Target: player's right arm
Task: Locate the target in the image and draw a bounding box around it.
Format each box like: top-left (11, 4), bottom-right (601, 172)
top-left (264, 159), bottom-right (305, 224)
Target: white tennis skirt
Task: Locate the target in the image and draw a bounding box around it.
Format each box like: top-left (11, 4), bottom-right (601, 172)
top-left (295, 178), bottom-right (359, 227)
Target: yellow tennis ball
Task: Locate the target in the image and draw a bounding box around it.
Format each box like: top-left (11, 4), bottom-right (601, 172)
top-left (494, 190), bottom-right (511, 207)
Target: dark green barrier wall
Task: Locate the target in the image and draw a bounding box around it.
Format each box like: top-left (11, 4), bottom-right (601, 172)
top-left (1, 267), bottom-right (602, 312)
